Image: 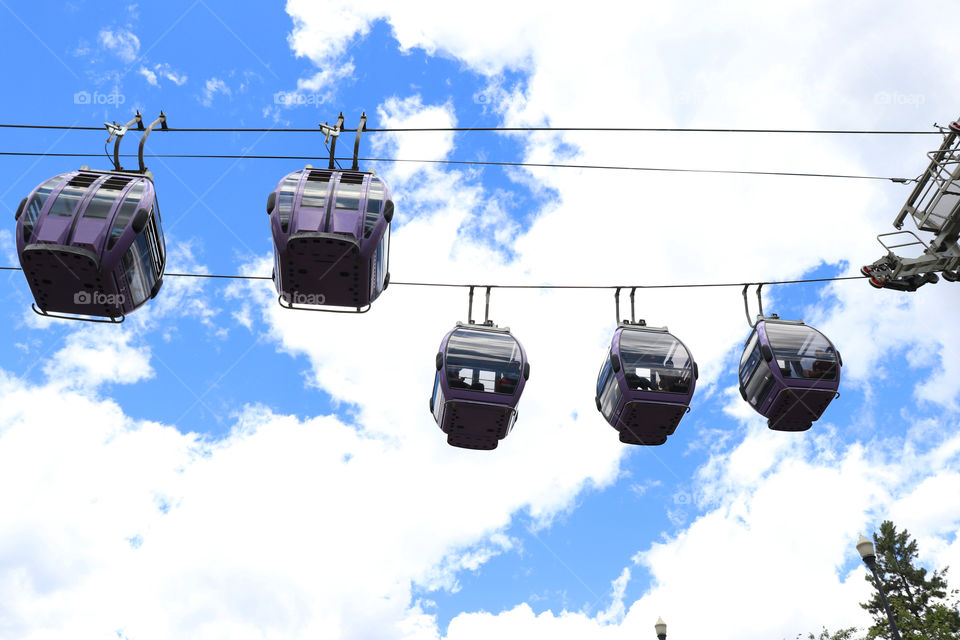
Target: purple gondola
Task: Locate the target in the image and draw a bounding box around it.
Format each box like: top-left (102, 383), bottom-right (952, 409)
top-left (267, 113), bottom-right (393, 312)
top-left (14, 113), bottom-right (167, 322)
top-left (596, 322), bottom-right (698, 445)
top-left (429, 289), bottom-right (530, 450)
top-left (738, 286), bottom-right (841, 431)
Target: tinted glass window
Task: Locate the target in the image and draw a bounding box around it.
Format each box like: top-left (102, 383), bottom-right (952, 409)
top-left (432, 372), bottom-right (443, 422)
top-left (300, 175), bottom-right (329, 208)
top-left (364, 178), bottom-right (384, 235)
top-left (446, 329), bottom-right (522, 395)
top-left (619, 330), bottom-right (693, 394)
top-left (107, 182), bottom-right (145, 249)
top-left (745, 363), bottom-right (775, 408)
top-left (153, 196), bottom-right (165, 266)
top-left (83, 184), bottom-right (120, 219)
top-left (121, 228), bottom-right (159, 307)
top-left (335, 181), bottom-right (363, 210)
top-left (597, 354), bottom-right (613, 397)
top-left (122, 238), bottom-right (148, 306)
top-left (22, 177), bottom-right (59, 243)
top-left (278, 174), bottom-right (300, 233)
top-left (599, 367), bottom-right (622, 420)
top-left (143, 212), bottom-right (163, 278)
top-left (375, 227), bottom-right (389, 293)
top-left (764, 323), bottom-right (838, 381)
top-left (738, 332), bottom-right (761, 387)
top-left (47, 185), bottom-right (86, 217)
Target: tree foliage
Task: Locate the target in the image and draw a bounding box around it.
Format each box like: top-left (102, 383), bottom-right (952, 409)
top-left (797, 626), bottom-right (859, 640)
top-left (798, 521), bottom-right (960, 640)
top-left (861, 521), bottom-right (960, 640)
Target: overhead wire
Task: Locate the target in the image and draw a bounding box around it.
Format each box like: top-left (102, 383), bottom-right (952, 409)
top-left (0, 265), bottom-right (867, 288)
top-left (0, 118), bottom-right (936, 181)
top-left (0, 122), bottom-right (946, 134)
top-left (0, 151), bottom-right (916, 182)
top-left (0, 119), bottom-right (923, 289)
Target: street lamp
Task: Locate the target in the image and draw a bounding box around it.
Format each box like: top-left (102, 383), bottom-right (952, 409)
top-left (654, 617), bottom-right (667, 640)
top-left (857, 534), bottom-right (903, 640)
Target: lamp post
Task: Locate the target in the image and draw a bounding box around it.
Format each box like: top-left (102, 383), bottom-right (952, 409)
top-left (654, 617), bottom-right (667, 640)
top-left (857, 534), bottom-right (903, 640)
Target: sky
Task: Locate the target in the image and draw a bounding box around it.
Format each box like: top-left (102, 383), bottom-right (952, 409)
top-left (1, 1), bottom-right (959, 638)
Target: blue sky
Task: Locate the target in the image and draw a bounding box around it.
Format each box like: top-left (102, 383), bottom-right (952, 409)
top-left (1, 2), bottom-right (960, 639)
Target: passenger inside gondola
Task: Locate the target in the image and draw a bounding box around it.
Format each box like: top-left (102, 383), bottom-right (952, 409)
top-left (810, 349), bottom-right (838, 379)
top-left (765, 323), bottom-right (839, 381)
top-left (658, 360), bottom-right (676, 392)
top-left (495, 369), bottom-right (519, 394)
top-left (444, 328), bottom-right (524, 396)
top-left (448, 367), bottom-right (469, 389)
top-left (626, 371), bottom-right (653, 390)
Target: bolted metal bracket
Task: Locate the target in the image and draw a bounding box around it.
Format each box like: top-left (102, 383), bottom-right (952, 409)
top-left (319, 112), bottom-right (345, 170)
top-left (105, 111), bottom-right (143, 172)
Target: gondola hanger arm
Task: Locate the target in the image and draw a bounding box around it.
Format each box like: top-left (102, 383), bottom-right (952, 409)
top-left (319, 112), bottom-right (345, 170)
top-left (104, 111), bottom-right (143, 172)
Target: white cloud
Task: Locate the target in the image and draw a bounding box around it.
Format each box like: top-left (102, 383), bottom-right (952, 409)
top-left (198, 77), bottom-right (231, 107)
top-left (285, 0), bottom-right (536, 89)
top-left (6, 2), bottom-right (960, 639)
top-left (42, 327), bottom-right (154, 391)
top-left (138, 65), bottom-right (157, 86)
top-left (0, 229), bottom-right (16, 264)
top-left (140, 63), bottom-right (188, 88)
top-left (98, 27), bottom-right (140, 63)
top-left (73, 39), bottom-right (91, 57)
top-left (441, 419), bottom-right (960, 640)
top-left (8, 359), bottom-right (951, 639)
top-left (595, 567), bottom-right (631, 625)
top-left (371, 95), bottom-right (458, 181)
top-left (0, 361), bottom-right (610, 637)
top-left (278, 2), bottom-right (960, 638)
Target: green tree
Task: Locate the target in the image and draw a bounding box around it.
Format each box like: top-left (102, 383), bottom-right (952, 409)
top-left (797, 626), bottom-right (859, 640)
top-left (861, 520), bottom-right (960, 640)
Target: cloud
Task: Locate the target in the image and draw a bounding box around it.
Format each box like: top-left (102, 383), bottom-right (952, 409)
top-left (138, 65), bottom-right (157, 86)
top-left (198, 77), bottom-right (231, 107)
top-left (139, 63), bottom-right (187, 88)
top-left (284, 0), bottom-right (537, 91)
top-left (5, 2), bottom-right (960, 639)
top-left (98, 27), bottom-right (140, 63)
top-left (0, 361), bottom-right (610, 637)
top-left (371, 95), bottom-right (458, 181)
top-left (441, 419), bottom-right (960, 640)
top-left (275, 3), bottom-right (960, 639)
top-left (41, 327), bottom-right (154, 391)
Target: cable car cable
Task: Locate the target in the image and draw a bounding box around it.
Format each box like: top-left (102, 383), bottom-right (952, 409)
top-left (0, 264), bottom-right (867, 287)
top-left (0, 151), bottom-right (915, 182)
top-left (0, 123), bottom-right (945, 135)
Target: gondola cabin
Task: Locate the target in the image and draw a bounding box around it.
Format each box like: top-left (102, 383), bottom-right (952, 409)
top-left (738, 318), bottom-right (841, 431)
top-left (267, 167), bottom-right (393, 312)
top-left (430, 322), bottom-right (530, 450)
top-left (15, 168), bottom-right (165, 321)
top-left (596, 323), bottom-right (697, 445)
